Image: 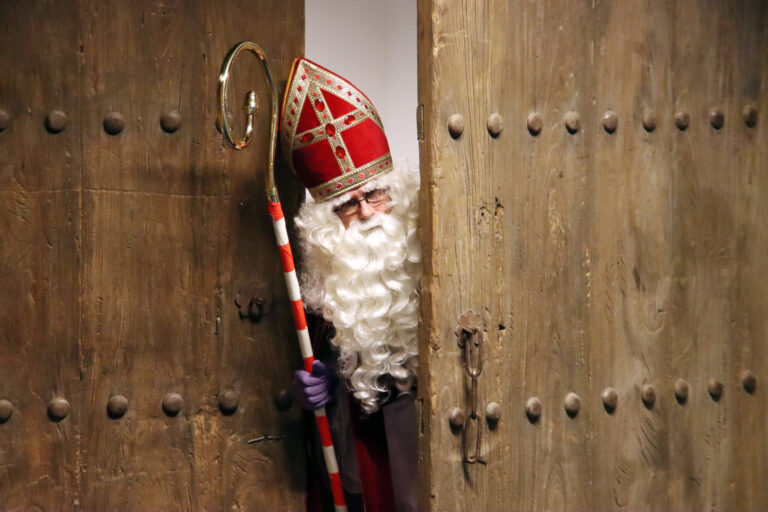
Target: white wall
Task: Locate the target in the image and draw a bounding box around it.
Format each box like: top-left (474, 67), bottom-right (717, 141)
top-left (305, 0), bottom-right (418, 165)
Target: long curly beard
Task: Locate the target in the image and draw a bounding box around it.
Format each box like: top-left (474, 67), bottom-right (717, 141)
top-left (295, 162), bottom-right (421, 414)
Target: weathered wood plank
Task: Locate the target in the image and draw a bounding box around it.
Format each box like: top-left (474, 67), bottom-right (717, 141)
top-left (1, 1), bottom-right (305, 509)
top-left (76, 1), bottom-right (306, 510)
top-left (0, 0), bottom-right (81, 192)
top-left (78, 192), bottom-right (223, 510)
top-left (197, 2), bottom-right (307, 510)
top-left (0, 2), bottom-right (82, 510)
top-left (0, 191), bottom-right (81, 511)
top-left (418, 0), bottom-right (767, 510)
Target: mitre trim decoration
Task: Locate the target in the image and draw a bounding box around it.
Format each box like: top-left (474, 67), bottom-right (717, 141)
top-left (307, 153), bottom-right (392, 200)
top-left (280, 58), bottom-right (393, 201)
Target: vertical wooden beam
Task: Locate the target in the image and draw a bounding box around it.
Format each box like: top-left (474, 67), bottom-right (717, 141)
top-left (418, 1), bottom-right (768, 510)
top-left (0, 2), bottom-right (83, 509)
top-left (76, 1), bottom-right (306, 510)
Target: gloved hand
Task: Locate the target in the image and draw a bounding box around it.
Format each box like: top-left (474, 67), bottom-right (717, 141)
top-left (292, 360), bottom-right (339, 411)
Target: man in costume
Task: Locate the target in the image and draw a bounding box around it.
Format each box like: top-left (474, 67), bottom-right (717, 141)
top-left (280, 58), bottom-right (420, 512)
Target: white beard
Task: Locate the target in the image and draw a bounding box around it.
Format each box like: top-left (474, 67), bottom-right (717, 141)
top-left (295, 161), bottom-right (421, 414)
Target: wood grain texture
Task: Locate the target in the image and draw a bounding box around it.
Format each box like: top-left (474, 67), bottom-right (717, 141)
top-left (0, 0), bottom-right (82, 192)
top-left (0, 1), bottom-right (306, 510)
top-left (0, 2), bottom-right (83, 509)
top-left (417, 1), bottom-right (767, 510)
top-left (0, 191), bottom-right (82, 511)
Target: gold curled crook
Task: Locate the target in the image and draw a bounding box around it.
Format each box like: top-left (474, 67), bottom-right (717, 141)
top-left (217, 41), bottom-right (279, 202)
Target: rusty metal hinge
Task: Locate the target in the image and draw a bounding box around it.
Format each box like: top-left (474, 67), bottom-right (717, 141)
top-left (416, 104), bottom-right (424, 141)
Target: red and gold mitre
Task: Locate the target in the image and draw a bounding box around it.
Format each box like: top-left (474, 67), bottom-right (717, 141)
top-left (280, 58), bottom-right (393, 201)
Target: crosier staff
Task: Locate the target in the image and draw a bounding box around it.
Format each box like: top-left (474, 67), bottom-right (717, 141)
top-left (217, 41), bottom-right (348, 512)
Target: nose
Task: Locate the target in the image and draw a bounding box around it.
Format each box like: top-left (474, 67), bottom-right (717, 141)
top-left (357, 199), bottom-right (376, 220)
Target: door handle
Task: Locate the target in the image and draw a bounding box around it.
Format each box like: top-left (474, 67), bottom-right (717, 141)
top-left (455, 311), bottom-right (485, 465)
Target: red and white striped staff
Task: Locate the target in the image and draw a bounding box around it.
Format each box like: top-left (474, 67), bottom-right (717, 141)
top-left (268, 200), bottom-right (347, 511)
top-left (218, 42), bottom-right (348, 511)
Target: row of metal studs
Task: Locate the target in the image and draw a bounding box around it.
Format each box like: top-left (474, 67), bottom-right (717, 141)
top-left (0, 389), bottom-right (295, 424)
top-left (446, 105), bottom-right (759, 138)
top-left (449, 370), bottom-right (758, 427)
top-left (0, 109), bottom-right (183, 135)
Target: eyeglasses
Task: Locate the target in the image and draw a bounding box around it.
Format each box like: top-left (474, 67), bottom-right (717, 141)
top-left (333, 188), bottom-right (390, 217)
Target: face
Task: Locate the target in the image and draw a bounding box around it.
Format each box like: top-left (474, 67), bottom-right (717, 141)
top-left (333, 187), bottom-right (392, 228)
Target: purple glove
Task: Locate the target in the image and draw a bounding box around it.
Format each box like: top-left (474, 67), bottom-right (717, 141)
top-left (292, 360), bottom-right (339, 411)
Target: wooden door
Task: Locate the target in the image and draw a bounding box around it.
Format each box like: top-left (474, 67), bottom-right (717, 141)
top-left (0, 2), bottom-right (306, 510)
top-left (417, 1), bottom-right (767, 510)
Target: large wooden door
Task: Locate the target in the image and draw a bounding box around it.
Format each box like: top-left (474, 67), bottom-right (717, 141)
top-left (0, 2), bottom-right (306, 510)
top-left (417, 1), bottom-right (767, 510)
